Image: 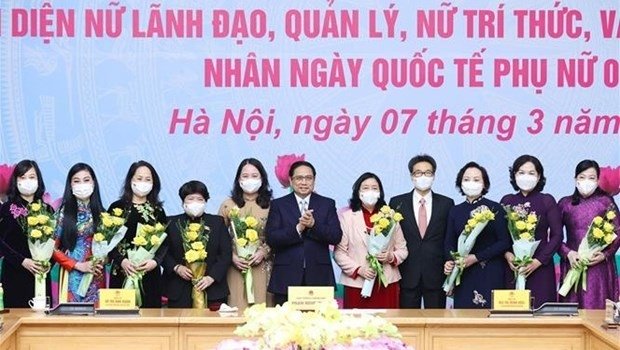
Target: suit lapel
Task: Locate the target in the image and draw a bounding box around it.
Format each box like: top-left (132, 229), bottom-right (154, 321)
top-left (352, 210), bottom-right (369, 248)
top-left (399, 191), bottom-right (421, 240)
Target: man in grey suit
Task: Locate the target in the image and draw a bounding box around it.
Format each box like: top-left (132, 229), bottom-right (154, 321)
top-left (389, 155), bottom-right (454, 308)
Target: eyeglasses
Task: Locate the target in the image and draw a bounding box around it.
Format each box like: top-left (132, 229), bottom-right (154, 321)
top-left (292, 175), bottom-right (314, 183)
top-left (412, 170), bottom-right (434, 177)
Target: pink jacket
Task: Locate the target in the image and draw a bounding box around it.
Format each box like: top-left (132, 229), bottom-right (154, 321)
top-left (334, 208), bottom-right (408, 288)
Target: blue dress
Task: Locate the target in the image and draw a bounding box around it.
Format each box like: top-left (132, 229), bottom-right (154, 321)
top-left (53, 200), bottom-right (103, 303)
top-left (444, 197), bottom-right (511, 308)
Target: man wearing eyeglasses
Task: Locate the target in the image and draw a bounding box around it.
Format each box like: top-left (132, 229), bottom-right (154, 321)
top-left (266, 160), bottom-right (343, 306)
top-left (389, 154), bottom-right (454, 309)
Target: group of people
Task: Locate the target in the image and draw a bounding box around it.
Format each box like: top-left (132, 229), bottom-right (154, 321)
top-left (0, 155), bottom-right (618, 311)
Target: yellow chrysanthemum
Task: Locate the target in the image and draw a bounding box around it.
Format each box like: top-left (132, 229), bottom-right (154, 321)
top-left (484, 211), bottom-right (496, 220)
top-left (43, 226), bottom-right (54, 235)
top-left (509, 212), bottom-right (519, 221)
top-left (236, 238), bottom-right (248, 247)
top-left (102, 217), bottom-right (114, 228)
top-left (141, 224), bottom-right (155, 235)
top-left (112, 208), bottom-right (123, 217)
top-left (593, 216), bottom-right (604, 226)
top-left (380, 205), bottom-right (391, 214)
top-left (191, 241), bottom-right (204, 251)
top-left (244, 216), bottom-right (258, 228)
top-left (527, 214), bottom-right (537, 224)
top-left (30, 229), bottom-right (42, 239)
top-left (526, 223), bottom-right (536, 232)
top-left (30, 202), bottom-right (42, 212)
top-left (374, 226), bottom-right (383, 235)
top-left (606, 211), bottom-right (616, 221)
top-left (473, 212), bottom-right (484, 221)
top-left (519, 232), bottom-right (532, 241)
top-left (369, 213), bottom-right (381, 223)
top-left (185, 249), bottom-right (199, 263)
top-left (198, 250), bottom-right (207, 260)
top-left (155, 222), bottom-right (165, 232)
top-left (515, 221), bottom-right (527, 231)
top-left (112, 217), bottom-right (124, 226)
top-left (393, 212), bottom-right (403, 222)
top-left (246, 229), bottom-right (259, 242)
top-left (27, 216), bottom-right (39, 226)
top-left (604, 234), bottom-right (614, 244)
top-left (603, 222), bottom-right (614, 233)
top-left (378, 218), bottom-right (390, 229)
top-left (592, 227), bottom-right (605, 239)
top-left (132, 235), bottom-right (148, 246)
top-left (150, 235), bottom-right (161, 246)
top-left (93, 233), bottom-right (105, 242)
top-left (37, 214), bottom-right (49, 225)
top-left (228, 206), bottom-right (240, 217)
top-left (186, 230), bottom-right (199, 242)
top-left (467, 219), bottom-right (477, 228)
top-left (188, 223), bottom-right (202, 232)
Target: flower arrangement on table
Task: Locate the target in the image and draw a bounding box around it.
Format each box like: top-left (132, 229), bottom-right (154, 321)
top-left (216, 302), bottom-right (413, 350)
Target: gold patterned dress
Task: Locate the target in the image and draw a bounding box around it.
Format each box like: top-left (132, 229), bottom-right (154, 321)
top-left (218, 198), bottom-right (273, 309)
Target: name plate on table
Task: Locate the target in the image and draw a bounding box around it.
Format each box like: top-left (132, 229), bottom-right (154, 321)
top-left (99, 289), bottom-right (136, 310)
top-left (288, 286), bottom-right (334, 310)
top-left (491, 290), bottom-right (531, 311)
top-left (604, 299), bottom-right (620, 327)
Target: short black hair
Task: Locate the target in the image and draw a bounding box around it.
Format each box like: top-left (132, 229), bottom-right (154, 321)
top-left (408, 154), bottom-right (437, 173)
top-left (455, 161), bottom-right (490, 196)
top-left (509, 154), bottom-right (546, 192)
top-left (288, 161), bottom-right (316, 177)
top-left (179, 180), bottom-right (210, 202)
top-left (348, 172), bottom-right (387, 212)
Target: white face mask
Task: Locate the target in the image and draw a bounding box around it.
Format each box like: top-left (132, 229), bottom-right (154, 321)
top-left (184, 201), bottom-right (206, 218)
top-left (461, 181), bottom-right (483, 197)
top-left (17, 179), bottom-right (38, 196)
top-left (359, 190), bottom-right (380, 207)
top-left (576, 179), bottom-right (598, 197)
top-left (516, 174), bottom-right (538, 192)
top-left (132, 181), bottom-right (153, 197)
top-left (413, 176), bottom-right (434, 191)
top-left (239, 178), bottom-right (262, 194)
top-left (72, 183), bottom-right (94, 200)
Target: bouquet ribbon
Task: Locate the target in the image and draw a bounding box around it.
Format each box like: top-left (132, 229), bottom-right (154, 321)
top-left (367, 255), bottom-right (387, 287)
top-left (123, 271), bottom-right (146, 307)
top-left (558, 259), bottom-right (590, 296)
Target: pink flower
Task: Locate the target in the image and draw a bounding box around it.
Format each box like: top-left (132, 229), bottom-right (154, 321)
top-left (598, 166), bottom-right (620, 196)
top-left (274, 154), bottom-right (305, 188)
top-left (599, 166), bottom-right (620, 197)
top-left (0, 163), bottom-right (15, 195)
top-left (43, 192), bottom-right (62, 210)
top-left (9, 203), bottom-right (27, 219)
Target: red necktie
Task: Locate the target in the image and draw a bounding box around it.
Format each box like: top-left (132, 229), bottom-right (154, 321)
top-left (418, 198), bottom-right (428, 238)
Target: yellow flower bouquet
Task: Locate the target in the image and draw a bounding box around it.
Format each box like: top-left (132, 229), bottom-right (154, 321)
top-left (123, 222), bottom-right (167, 306)
top-left (229, 206), bottom-right (262, 304)
top-left (77, 208), bottom-right (127, 297)
top-left (559, 207), bottom-right (618, 296)
top-left (181, 220), bottom-right (210, 308)
top-left (18, 201), bottom-right (56, 298)
top-left (443, 205), bottom-right (495, 294)
top-left (503, 202), bottom-right (540, 290)
top-left (362, 205), bottom-right (404, 298)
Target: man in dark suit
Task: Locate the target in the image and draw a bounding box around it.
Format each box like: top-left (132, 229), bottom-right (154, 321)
top-left (163, 180), bottom-right (232, 310)
top-left (389, 155), bottom-right (454, 308)
top-left (266, 161), bottom-right (343, 305)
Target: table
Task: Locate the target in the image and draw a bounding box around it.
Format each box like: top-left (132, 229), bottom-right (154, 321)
top-left (0, 309), bottom-right (618, 349)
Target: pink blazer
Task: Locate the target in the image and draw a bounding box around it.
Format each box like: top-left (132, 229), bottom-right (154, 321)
top-left (334, 208), bottom-right (408, 288)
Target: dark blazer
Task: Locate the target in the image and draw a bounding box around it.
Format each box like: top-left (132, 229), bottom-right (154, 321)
top-left (389, 191), bottom-right (454, 290)
top-left (265, 192), bottom-right (342, 295)
top-left (163, 213), bottom-right (232, 307)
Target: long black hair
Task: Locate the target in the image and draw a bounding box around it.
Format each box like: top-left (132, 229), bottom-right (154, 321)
top-left (119, 160), bottom-right (163, 206)
top-left (7, 159), bottom-right (46, 203)
top-left (230, 158), bottom-right (272, 209)
top-left (349, 172), bottom-right (386, 212)
top-left (58, 163), bottom-right (104, 251)
top-left (570, 159), bottom-right (606, 205)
